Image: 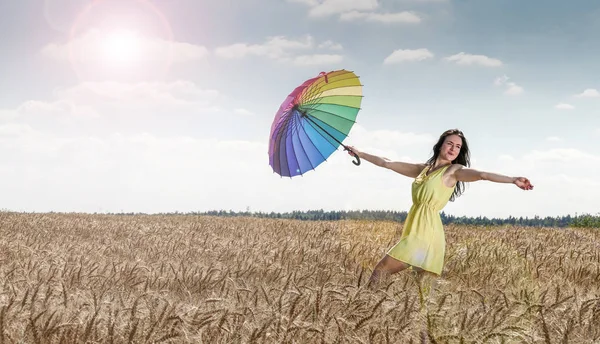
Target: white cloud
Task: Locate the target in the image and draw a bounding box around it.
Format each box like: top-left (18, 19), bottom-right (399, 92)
top-left (168, 42), bottom-right (210, 63)
top-left (0, 123), bottom-right (37, 138)
top-left (0, 80), bottom-right (264, 214)
top-left (546, 136), bottom-right (563, 142)
top-left (348, 124), bottom-right (435, 159)
top-left (340, 10), bottom-right (421, 23)
top-left (2, 93), bottom-right (599, 217)
top-left (525, 148), bottom-right (600, 163)
top-left (444, 149), bottom-right (600, 218)
top-left (215, 35), bottom-right (313, 59)
top-left (574, 88), bottom-right (600, 98)
top-left (41, 28), bottom-right (209, 81)
top-left (215, 35), bottom-right (343, 66)
top-left (41, 28), bottom-right (208, 64)
top-left (2, 74), bottom-right (598, 217)
top-left (0, 118), bottom-right (436, 214)
top-left (287, 0), bottom-right (421, 23)
top-left (445, 52), bottom-right (503, 67)
top-left (0, 92), bottom-right (431, 215)
top-left (306, 0), bottom-right (378, 17)
top-left (18, 100), bottom-right (98, 118)
top-left (504, 83), bottom-right (524, 96)
top-left (57, 81), bottom-right (221, 108)
top-left (494, 75), bottom-right (509, 86)
top-left (0, 80), bottom-right (225, 141)
top-left (493, 75), bottom-right (523, 96)
top-left (291, 54), bottom-right (344, 65)
top-left (317, 40), bottom-right (343, 50)
top-left (498, 154), bottom-right (515, 162)
top-left (0, 100), bottom-right (100, 134)
top-left (555, 103), bottom-right (575, 110)
top-left (234, 108), bottom-right (254, 116)
top-left (445, 171), bottom-right (600, 218)
top-left (287, 0), bottom-right (318, 5)
top-left (0, 131), bottom-right (273, 213)
top-left (383, 48), bottom-right (434, 64)
top-left (543, 174), bottom-right (600, 188)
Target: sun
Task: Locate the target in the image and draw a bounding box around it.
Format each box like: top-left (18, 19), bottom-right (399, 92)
top-left (102, 30), bottom-right (141, 65)
top-left (67, 0), bottom-right (174, 81)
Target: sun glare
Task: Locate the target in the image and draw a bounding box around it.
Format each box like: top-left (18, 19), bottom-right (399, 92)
top-left (67, 0), bottom-right (174, 81)
top-left (102, 30), bottom-right (141, 64)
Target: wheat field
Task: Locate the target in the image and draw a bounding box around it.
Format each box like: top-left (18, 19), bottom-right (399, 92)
top-left (0, 212), bottom-right (599, 343)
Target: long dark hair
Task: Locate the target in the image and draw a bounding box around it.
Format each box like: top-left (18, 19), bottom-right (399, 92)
top-left (426, 129), bottom-right (471, 202)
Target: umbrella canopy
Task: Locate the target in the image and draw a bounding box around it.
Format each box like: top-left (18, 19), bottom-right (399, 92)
top-left (269, 70), bottom-right (363, 177)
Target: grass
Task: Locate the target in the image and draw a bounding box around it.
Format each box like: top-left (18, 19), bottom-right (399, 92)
top-left (0, 212), bottom-right (599, 343)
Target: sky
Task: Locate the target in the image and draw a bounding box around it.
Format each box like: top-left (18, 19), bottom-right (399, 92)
top-left (0, 0), bottom-right (599, 218)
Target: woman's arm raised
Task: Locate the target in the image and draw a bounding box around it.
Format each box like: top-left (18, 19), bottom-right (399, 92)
top-left (346, 146), bottom-right (426, 178)
top-left (453, 165), bottom-right (534, 190)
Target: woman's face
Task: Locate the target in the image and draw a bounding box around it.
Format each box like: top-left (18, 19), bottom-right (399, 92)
top-left (440, 134), bottom-right (462, 162)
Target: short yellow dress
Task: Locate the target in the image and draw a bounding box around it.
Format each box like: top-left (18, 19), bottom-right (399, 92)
top-left (387, 164), bottom-right (455, 275)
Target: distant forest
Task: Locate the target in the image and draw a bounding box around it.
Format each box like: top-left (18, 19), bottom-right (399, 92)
top-left (192, 209), bottom-right (600, 228)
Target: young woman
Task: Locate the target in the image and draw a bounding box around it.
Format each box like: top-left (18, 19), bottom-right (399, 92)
top-left (347, 129), bottom-right (533, 287)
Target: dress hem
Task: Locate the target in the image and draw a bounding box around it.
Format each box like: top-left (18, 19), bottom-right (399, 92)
top-left (385, 254), bottom-right (442, 276)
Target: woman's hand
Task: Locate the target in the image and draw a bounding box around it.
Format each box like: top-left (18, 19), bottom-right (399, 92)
top-left (345, 145), bottom-right (361, 158)
top-left (513, 177), bottom-right (534, 190)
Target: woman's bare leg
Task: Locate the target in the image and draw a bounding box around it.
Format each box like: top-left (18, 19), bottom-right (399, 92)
top-left (367, 255), bottom-right (411, 288)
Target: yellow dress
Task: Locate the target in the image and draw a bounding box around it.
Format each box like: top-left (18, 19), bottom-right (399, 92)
top-left (387, 164), bottom-right (455, 275)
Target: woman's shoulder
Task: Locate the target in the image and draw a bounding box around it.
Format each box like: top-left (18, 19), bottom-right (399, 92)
top-left (446, 163), bottom-right (466, 174)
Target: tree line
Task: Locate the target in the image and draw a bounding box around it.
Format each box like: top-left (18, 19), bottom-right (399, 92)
top-left (192, 209), bottom-right (600, 228)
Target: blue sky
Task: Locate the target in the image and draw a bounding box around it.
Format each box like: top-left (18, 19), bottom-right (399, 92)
top-left (0, 0), bottom-right (598, 217)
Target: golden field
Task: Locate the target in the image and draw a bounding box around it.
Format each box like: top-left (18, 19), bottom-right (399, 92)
top-left (0, 212), bottom-right (599, 343)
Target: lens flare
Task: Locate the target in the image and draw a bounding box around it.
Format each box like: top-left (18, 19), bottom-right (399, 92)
top-left (102, 30), bottom-right (140, 64)
top-left (68, 0), bottom-right (173, 81)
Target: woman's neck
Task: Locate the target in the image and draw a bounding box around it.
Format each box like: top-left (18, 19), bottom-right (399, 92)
top-left (431, 158), bottom-right (452, 169)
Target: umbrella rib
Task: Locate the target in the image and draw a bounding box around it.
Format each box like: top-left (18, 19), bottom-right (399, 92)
top-left (273, 120), bottom-right (286, 174)
top-left (301, 121), bottom-right (330, 163)
top-left (290, 112), bottom-right (316, 173)
top-left (286, 112), bottom-right (302, 176)
top-left (304, 88), bottom-right (364, 102)
top-left (281, 114), bottom-right (296, 176)
top-left (301, 74), bottom-right (360, 103)
top-left (270, 109), bottom-right (291, 138)
top-left (273, 110), bottom-right (295, 175)
top-left (300, 105), bottom-right (359, 126)
top-left (300, 73), bottom-right (344, 102)
top-left (273, 118), bottom-right (287, 139)
top-left (305, 114), bottom-right (350, 142)
top-left (307, 72), bottom-right (357, 90)
top-left (302, 113), bottom-right (346, 151)
top-left (295, 110), bottom-right (329, 164)
top-left (272, 111), bottom-right (292, 151)
top-left (294, 105), bottom-right (350, 144)
top-left (302, 84), bottom-right (359, 108)
top-left (301, 85), bottom-right (322, 104)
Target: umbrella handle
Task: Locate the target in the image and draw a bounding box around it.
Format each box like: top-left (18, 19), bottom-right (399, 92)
top-left (351, 152), bottom-right (361, 166)
top-left (344, 147), bottom-right (361, 166)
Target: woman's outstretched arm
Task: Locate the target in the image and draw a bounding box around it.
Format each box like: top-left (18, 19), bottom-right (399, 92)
top-left (346, 146), bottom-right (426, 178)
top-left (453, 166), bottom-right (534, 190)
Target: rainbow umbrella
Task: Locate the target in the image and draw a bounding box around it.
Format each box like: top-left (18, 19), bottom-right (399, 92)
top-left (269, 70), bottom-right (363, 177)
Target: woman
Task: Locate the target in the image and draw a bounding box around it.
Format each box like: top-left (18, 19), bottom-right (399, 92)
top-left (347, 129), bottom-right (533, 287)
